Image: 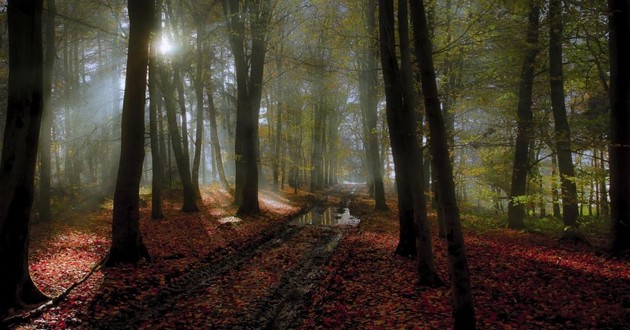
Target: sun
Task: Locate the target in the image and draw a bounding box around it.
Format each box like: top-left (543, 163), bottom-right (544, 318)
top-left (159, 37), bottom-right (173, 55)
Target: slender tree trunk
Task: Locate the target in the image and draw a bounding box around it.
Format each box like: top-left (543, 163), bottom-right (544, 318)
top-left (157, 62), bottom-right (199, 212)
top-left (551, 152), bottom-right (561, 217)
top-left (549, 0), bottom-right (578, 227)
top-left (599, 149), bottom-right (609, 217)
top-left (106, 0), bottom-right (154, 266)
top-left (0, 0), bottom-right (49, 316)
top-left (191, 22), bottom-right (205, 199)
top-left (409, 0), bottom-right (476, 327)
top-left (608, 0), bottom-right (630, 253)
top-left (361, 0), bottom-right (388, 211)
top-left (38, 0), bottom-right (56, 222)
top-left (206, 83), bottom-right (230, 192)
top-left (272, 49), bottom-right (283, 191)
top-left (508, 1), bottom-right (540, 229)
top-left (148, 0), bottom-right (164, 220)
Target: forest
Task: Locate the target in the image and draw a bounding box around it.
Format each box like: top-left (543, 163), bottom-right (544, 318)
top-left (0, 0), bottom-right (629, 329)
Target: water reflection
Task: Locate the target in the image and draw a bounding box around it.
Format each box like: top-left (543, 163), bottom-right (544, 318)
top-left (291, 207), bottom-right (360, 226)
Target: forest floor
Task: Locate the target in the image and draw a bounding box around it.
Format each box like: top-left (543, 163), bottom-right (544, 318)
top-left (3, 184), bottom-right (630, 329)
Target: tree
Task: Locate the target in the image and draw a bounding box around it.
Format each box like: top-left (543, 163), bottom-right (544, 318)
top-left (157, 61), bottom-right (200, 212)
top-left (507, 1), bottom-right (541, 229)
top-left (608, 0), bottom-right (630, 253)
top-left (205, 58), bottom-right (231, 192)
top-left (192, 16), bottom-right (206, 199)
top-left (549, 0), bottom-right (578, 228)
top-left (409, 0), bottom-right (476, 327)
top-left (38, 0), bottom-right (56, 222)
top-left (149, 0), bottom-right (165, 220)
top-left (359, 0), bottom-right (388, 211)
top-left (105, 0), bottom-right (154, 266)
top-left (0, 0), bottom-right (49, 315)
top-left (377, 0), bottom-right (418, 258)
top-left (222, 0), bottom-right (272, 215)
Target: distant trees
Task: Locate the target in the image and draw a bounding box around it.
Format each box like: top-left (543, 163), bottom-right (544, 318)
top-left (0, 0), bottom-right (49, 315)
top-left (105, 0), bottom-right (154, 266)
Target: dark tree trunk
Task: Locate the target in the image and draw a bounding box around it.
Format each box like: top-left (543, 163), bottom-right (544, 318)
top-left (409, 0), bottom-right (476, 328)
top-left (223, 0), bottom-right (271, 215)
top-left (377, 0), bottom-right (416, 258)
top-left (38, 0), bottom-right (56, 222)
top-left (0, 0), bottom-right (49, 316)
top-left (398, 0), bottom-right (442, 286)
top-left (105, 0), bottom-right (154, 266)
top-left (608, 0), bottom-right (630, 253)
top-left (360, 0), bottom-right (388, 211)
top-left (157, 63), bottom-right (199, 212)
top-left (192, 22), bottom-right (205, 199)
top-left (508, 1), bottom-right (540, 229)
top-left (148, 0), bottom-right (164, 220)
top-left (549, 0), bottom-right (578, 227)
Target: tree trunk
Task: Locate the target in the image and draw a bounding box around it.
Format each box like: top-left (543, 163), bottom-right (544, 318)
top-left (223, 0), bottom-right (271, 216)
top-left (361, 0), bottom-right (388, 211)
top-left (206, 80), bottom-right (231, 193)
top-left (38, 0), bottom-right (56, 222)
top-left (105, 0), bottom-right (154, 266)
top-left (310, 94), bottom-right (326, 192)
top-left (192, 22), bottom-right (205, 199)
top-left (549, 0), bottom-right (578, 228)
top-left (157, 63), bottom-right (199, 213)
top-left (148, 0), bottom-right (164, 220)
top-left (273, 49), bottom-right (284, 191)
top-left (398, 0), bottom-right (442, 286)
top-left (608, 0), bottom-right (630, 253)
top-left (377, 0), bottom-right (417, 258)
top-left (0, 0), bottom-right (49, 316)
top-left (409, 0), bottom-right (476, 327)
top-left (508, 1), bottom-right (540, 229)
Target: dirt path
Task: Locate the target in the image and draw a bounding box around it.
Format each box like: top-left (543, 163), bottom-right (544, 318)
top-left (90, 185), bottom-right (360, 329)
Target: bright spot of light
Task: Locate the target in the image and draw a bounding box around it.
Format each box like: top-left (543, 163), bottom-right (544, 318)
top-left (159, 37), bottom-right (174, 55)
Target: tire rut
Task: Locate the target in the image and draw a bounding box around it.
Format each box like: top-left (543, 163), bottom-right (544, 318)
top-left (91, 224), bottom-right (304, 330)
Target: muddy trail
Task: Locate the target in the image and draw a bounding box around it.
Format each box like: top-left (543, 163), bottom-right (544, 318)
top-left (90, 185), bottom-right (361, 329)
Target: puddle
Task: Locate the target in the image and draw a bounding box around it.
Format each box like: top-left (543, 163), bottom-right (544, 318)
top-left (291, 207), bottom-right (360, 226)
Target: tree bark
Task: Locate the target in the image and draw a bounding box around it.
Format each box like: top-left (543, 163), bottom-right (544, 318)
top-left (409, 0), bottom-right (476, 327)
top-left (157, 63), bottom-right (199, 212)
top-left (223, 0), bottom-right (271, 215)
top-left (148, 0), bottom-right (164, 220)
top-left (192, 22), bottom-right (205, 199)
top-left (273, 49), bottom-right (284, 191)
top-left (0, 0), bottom-right (49, 316)
top-left (608, 0), bottom-right (630, 253)
top-left (377, 0), bottom-right (417, 258)
top-left (360, 0), bottom-right (388, 211)
top-left (508, 1), bottom-right (540, 229)
top-left (549, 0), bottom-right (578, 227)
top-left (105, 0), bottom-right (154, 266)
top-left (206, 78), bottom-right (231, 193)
top-left (38, 0), bottom-right (56, 222)
top-left (398, 0), bottom-right (442, 286)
